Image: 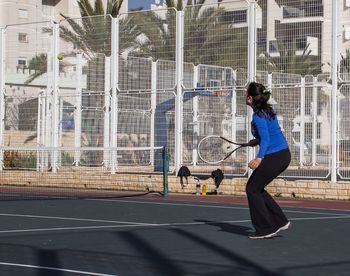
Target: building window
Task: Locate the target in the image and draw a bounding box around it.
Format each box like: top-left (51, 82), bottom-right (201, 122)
top-left (18, 33), bottom-right (28, 43)
top-left (317, 122), bottom-right (321, 139)
top-left (18, 9), bottom-right (28, 19)
top-left (346, 0), bottom-right (350, 8)
top-left (223, 10), bottom-right (247, 24)
top-left (17, 58), bottom-right (27, 69)
top-left (42, 0), bottom-right (54, 5)
top-left (296, 37), bottom-right (307, 50)
top-left (269, 40), bottom-right (278, 52)
top-left (295, 36), bottom-right (318, 55)
top-left (282, 1), bottom-right (323, 18)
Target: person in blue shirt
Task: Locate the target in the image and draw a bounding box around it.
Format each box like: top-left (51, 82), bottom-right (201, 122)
top-left (245, 82), bottom-right (291, 239)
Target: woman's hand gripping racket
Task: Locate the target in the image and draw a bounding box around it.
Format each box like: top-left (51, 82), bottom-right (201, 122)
top-left (198, 135), bottom-right (259, 164)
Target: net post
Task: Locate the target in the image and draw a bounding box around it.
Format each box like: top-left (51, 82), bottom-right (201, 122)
top-left (162, 146), bottom-right (169, 197)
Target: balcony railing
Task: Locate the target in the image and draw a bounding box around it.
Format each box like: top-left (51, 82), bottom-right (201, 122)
top-left (282, 5), bottom-right (323, 19)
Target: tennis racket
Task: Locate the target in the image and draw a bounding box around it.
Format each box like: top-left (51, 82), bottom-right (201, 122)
top-left (198, 135), bottom-right (259, 164)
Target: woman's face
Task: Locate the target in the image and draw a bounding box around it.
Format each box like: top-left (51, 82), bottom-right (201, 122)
top-left (246, 93), bottom-right (253, 106)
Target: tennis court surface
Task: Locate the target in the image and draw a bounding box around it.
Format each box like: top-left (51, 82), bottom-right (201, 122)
top-left (0, 193), bottom-right (349, 276)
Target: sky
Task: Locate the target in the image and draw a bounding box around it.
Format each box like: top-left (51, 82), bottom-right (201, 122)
top-left (128, 0), bottom-right (163, 10)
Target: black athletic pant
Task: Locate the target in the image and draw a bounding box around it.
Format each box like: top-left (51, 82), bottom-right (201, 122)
top-left (246, 148), bottom-right (291, 235)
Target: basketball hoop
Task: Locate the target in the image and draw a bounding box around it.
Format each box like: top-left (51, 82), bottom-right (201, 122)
top-left (210, 89), bottom-right (230, 96)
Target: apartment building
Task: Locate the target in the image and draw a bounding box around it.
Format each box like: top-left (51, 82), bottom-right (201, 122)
top-left (0, 0), bottom-right (128, 70)
top-left (262, 0), bottom-right (350, 72)
top-left (169, 0), bottom-right (350, 72)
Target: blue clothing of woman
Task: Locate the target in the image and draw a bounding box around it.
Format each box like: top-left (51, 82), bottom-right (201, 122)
top-left (251, 112), bottom-right (289, 159)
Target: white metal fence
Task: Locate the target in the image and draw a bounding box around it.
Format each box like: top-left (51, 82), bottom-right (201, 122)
top-left (0, 1), bottom-right (350, 181)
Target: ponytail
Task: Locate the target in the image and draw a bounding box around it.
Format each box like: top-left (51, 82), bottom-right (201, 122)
top-left (247, 82), bottom-right (275, 119)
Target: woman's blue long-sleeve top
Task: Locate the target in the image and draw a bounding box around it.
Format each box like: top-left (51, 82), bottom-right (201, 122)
top-left (251, 112), bottom-right (289, 159)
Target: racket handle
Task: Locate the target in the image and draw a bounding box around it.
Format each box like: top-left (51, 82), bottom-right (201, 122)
top-left (246, 138), bottom-right (259, 147)
top-left (223, 146), bottom-right (242, 160)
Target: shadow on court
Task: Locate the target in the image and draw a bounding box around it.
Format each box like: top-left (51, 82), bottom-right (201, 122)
top-left (0, 196), bottom-right (349, 276)
top-left (115, 228), bottom-right (283, 276)
top-left (194, 220), bottom-right (252, 236)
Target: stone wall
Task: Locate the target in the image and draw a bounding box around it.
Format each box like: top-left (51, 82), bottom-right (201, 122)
top-left (0, 169), bottom-right (349, 200)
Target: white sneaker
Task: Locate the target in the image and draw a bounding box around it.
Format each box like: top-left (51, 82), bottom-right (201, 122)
top-left (248, 232), bottom-right (277, 239)
top-left (276, 221), bottom-right (291, 234)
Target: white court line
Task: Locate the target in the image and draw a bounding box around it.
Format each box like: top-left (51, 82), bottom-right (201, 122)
top-left (0, 262), bottom-right (117, 276)
top-left (290, 215), bottom-right (350, 221)
top-left (155, 215), bottom-right (350, 227)
top-left (88, 198), bottom-right (350, 217)
top-left (0, 213), bottom-right (156, 226)
top-left (0, 224), bottom-right (153, 234)
top-left (1, 215), bottom-right (350, 235)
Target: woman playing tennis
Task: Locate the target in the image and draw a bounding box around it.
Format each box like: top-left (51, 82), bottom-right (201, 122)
top-left (245, 82), bottom-right (291, 239)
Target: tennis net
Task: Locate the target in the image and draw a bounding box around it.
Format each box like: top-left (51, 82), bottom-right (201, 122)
top-left (0, 146), bottom-right (169, 200)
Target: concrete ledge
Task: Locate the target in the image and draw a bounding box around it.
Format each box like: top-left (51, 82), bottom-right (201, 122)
top-left (0, 169), bottom-right (350, 201)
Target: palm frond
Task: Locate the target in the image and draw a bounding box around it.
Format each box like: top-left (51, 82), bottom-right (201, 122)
top-left (94, 0), bottom-right (105, 15)
top-left (165, 0), bottom-right (176, 8)
top-left (107, 0), bottom-right (123, 17)
top-left (77, 0), bottom-right (94, 17)
top-left (177, 0), bottom-right (184, 11)
top-left (24, 134), bottom-right (37, 144)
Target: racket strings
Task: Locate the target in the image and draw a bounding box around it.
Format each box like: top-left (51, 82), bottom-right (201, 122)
top-left (198, 136), bottom-right (233, 163)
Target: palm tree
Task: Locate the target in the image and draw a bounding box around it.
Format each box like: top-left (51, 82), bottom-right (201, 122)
top-left (25, 53), bottom-right (68, 84)
top-left (133, 0), bottom-right (248, 69)
top-left (25, 1), bottom-right (143, 148)
top-left (26, 0), bottom-right (138, 83)
top-left (59, 0), bottom-right (141, 58)
top-left (257, 39), bottom-right (324, 163)
top-left (257, 39), bottom-right (322, 76)
top-left (184, 0), bottom-right (247, 68)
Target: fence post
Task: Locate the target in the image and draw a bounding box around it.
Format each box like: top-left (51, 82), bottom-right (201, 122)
top-left (300, 77), bottom-right (306, 166)
top-left (192, 65), bottom-right (198, 166)
top-left (51, 22), bottom-right (60, 173)
top-left (74, 53), bottom-right (83, 166)
top-left (175, 10), bottom-right (184, 175)
top-left (331, 0), bottom-right (338, 182)
top-left (37, 92), bottom-right (42, 171)
top-left (231, 69), bottom-right (237, 157)
top-left (37, 90), bottom-right (46, 171)
top-left (150, 61), bottom-right (157, 166)
top-left (110, 17), bottom-right (119, 174)
top-left (103, 56), bottom-right (111, 168)
top-left (247, 1), bottom-right (257, 176)
top-left (0, 28), bottom-right (5, 171)
top-left (267, 73), bottom-right (272, 91)
top-left (58, 97), bottom-right (63, 166)
top-left (45, 46), bottom-right (52, 169)
top-left (312, 76), bottom-right (318, 166)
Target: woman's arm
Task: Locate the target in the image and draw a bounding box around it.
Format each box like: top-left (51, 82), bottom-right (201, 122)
top-left (253, 115), bottom-right (270, 158)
